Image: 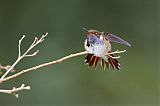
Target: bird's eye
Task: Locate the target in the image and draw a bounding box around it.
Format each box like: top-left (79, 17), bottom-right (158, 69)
top-left (87, 41), bottom-right (90, 47)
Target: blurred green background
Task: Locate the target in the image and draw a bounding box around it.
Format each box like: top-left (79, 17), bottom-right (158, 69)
top-left (0, 0), bottom-right (159, 106)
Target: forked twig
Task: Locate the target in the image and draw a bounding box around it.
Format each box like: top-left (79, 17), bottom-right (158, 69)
top-left (0, 64), bottom-right (16, 73)
top-left (108, 50), bottom-right (126, 55)
top-left (0, 51), bottom-right (88, 84)
top-left (107, 50), bottom-right (126, 59)
top-left (0, 84), bottom-right (30, 98)
top-left (0, 33), bottom-right (48, 79)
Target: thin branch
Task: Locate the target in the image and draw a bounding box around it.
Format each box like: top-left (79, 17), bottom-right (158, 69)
top-left (30, 37), bottom-right (38, 47)
top-left (0, 51), bottom-right (88, 84)
top-left (24, 50), bottom-right (39, 57)
top-left (107, 55), bottom-right (121, 59)
top-left (0, 65), bottom-right (16, 73)
top-left (18, 35), bottom-right (25, 58)
top-left (108, 50), bottom-right (126, 55)
top-left (0, 33), bottom-right (48, 79)
top-left (107, 50), bottom-right (126, 59)
top-left (0, 84), bottom-right (30, 98)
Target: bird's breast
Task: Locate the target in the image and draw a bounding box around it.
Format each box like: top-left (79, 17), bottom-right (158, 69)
top-left (84, 39), bottom-right (111, 57)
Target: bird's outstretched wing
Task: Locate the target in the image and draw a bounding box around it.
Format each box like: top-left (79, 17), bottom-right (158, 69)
top-left (104, 32), bottom-right (131, 47)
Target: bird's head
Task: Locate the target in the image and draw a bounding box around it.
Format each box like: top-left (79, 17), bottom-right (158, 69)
top-left (83, 28), bottom-right (104, 38)
top-left (83, 28), bottom-right (105, 49)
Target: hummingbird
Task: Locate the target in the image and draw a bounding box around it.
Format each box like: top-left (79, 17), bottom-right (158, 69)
top-left (83, 28), bottom-right (131, 70)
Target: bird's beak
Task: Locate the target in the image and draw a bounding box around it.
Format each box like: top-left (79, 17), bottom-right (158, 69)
top-left (83, 28), bottom-right (88, 32)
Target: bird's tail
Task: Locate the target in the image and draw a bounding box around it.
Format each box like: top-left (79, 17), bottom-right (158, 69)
top-left (84, 53), bottom-right (109, 70)
top-left (84, 53), bottom-right (120, 70)
top-left (107, 53), bottom-right (120, 70)
top-left (84, 54), bottom-right (100, 68)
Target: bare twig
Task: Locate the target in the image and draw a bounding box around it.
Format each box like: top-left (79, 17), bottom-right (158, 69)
top-left (0, 84), bottom-right (30, 98)
top-left (18, 35), bottom-right (25, 58)
top-left (0, 64), bottom-right (16, 73)
top-left (0, 49), bottom-right (127, 84)
top-left (0, 51), bottom-right (88, 84)
top-left (0, 33), bottom-right (48, 79)
top-left (0, 32), bottom-right (88, 97)
top-left (0, 33), bottom-right (47, 97)
top-left (24, 50), bottom-right (39, 57)
top-left (107, 55), bottom-right (121, 59)
top-left (108, 50), bottom-right (126, 55)
top-left (107, 50), bottom-right (126, 59)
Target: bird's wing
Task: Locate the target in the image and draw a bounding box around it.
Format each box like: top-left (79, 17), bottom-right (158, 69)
top-left (104, 32), bottom-right (131, 47)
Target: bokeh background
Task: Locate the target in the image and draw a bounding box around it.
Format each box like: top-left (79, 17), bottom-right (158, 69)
top-left (0, 0), bottom-right (159, 106)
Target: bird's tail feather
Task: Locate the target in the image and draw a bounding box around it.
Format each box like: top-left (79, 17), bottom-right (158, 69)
top-left (84, 53), bottom-right (120, 70)
top-left (107, 53), bottom-right (120, 70)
